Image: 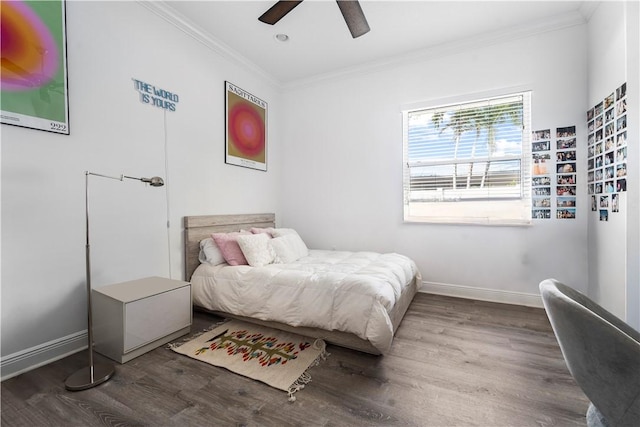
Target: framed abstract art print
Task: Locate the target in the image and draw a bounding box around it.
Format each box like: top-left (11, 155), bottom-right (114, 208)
top-left (225, 81), bottom-right (267, 171)
top-left (1, 0), bottom-right (70, 134)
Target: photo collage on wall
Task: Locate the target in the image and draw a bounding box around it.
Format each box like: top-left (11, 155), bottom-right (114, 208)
top-left (587, 82), bottom-right (627, 221)
top-left (532, 126), bottom-right (577, 220)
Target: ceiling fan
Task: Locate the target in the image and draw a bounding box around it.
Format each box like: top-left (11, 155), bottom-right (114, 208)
top-left (258, 0), bottom-right (370, 39)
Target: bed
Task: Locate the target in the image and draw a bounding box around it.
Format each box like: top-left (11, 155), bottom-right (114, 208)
top-left (184, 213), bottom-right (421, 355)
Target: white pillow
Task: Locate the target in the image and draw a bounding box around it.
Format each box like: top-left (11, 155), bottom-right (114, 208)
top-left (269, 233), bottom-right (309, 264)
top-left (236, 233), bottom-right (276, 267)
top-left (287, 232), bottom-right (309, 259)
top-left (250, 227), bottom-right (275, 236)
top-left (268, 236), bottom-right (297, 264)
top-left (198, 238), bottom-right (226, 266)
top-left (270, 228), bottom-right (298, 237)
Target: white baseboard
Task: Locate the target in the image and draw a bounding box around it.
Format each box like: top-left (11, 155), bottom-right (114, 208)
top-left (1, 331), bottom-right (87, 382)
top-left (419, 281), bottom-right (544, 308)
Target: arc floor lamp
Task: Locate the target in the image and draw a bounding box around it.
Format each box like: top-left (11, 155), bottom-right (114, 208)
top-left (65, 171), bottom-right (164, 391)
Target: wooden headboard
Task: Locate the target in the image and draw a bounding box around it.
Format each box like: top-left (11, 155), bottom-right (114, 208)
top-left (183, 213), bottom-right (276, 281)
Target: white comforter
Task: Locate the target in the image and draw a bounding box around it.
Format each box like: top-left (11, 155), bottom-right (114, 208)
top-left (191, 250), bottom-right (420, 354)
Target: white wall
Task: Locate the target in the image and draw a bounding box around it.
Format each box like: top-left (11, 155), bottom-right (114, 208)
top-left (625, 1), bottom-right (640, 330)
top-left (281, 24), bottom-right (589, 304)
top-left (586, 1), bottom-right (640, 326)
top-left (3, 1), bottom-right (638, 380)
top-left (1, 1), bottom-right (282, 376)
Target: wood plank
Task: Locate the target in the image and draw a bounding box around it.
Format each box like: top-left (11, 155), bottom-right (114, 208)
top-left (184, 213), bottom-right (275, 229)
top-left (183, 213), bottom-right (276, 281)
top-left (1, 293), bottom-right (590, 426)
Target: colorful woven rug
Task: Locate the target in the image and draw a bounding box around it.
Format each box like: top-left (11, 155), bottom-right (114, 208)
top-left (170, 320), bottom-right (328, 401)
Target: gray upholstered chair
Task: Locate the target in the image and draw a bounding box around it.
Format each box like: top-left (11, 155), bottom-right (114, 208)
top-left (539, 279), bottom-right (640, 427)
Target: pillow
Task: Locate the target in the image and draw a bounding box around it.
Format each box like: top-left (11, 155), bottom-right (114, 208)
top-left (270, 228), bottom-right (298, 238)
top-left (211, 232), bottom-right (250, 266)
top-left (250, 227), bottom-right (275, 237)
top-left (271, 229), bottom-right (308, 258)
top-left (268, 235), bottom-right (298, 264)
top-left (285, 232), bottom-right (309, 259)
top-left (236, 233), bottom-right (276, 267)
top-left (198, 237), bottom-right (226, 266)
top-left (269, 233), bottom-right (309, 263)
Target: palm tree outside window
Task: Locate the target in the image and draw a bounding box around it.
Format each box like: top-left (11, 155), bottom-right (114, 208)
top-left (402, 91), bottom-right (532, 225)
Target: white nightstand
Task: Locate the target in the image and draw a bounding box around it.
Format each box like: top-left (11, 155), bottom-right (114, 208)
top-left (92, 276), bottom-right (192, 363)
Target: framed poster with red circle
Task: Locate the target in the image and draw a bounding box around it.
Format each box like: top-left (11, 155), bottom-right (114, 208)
top-left (225, 81), bottom-right (267, 171)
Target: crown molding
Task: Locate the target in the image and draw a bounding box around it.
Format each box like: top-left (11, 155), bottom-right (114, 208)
top-left (137, 2), bottom-right (587, 94)
top-left (283, 9), bottom-right (587, 91)
top-left (137, 1), bottom-right (282, 90)
top-left (578, 1), bottom-right (601, 21)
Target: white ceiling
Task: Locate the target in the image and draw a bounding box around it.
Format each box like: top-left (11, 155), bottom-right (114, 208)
top-left (158, 0), bottom-right (592, 86)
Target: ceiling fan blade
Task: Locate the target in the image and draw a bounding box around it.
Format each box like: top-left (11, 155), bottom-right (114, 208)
top-left (259, 1), bottom-right (304, 25)
top-left (336, 0), bottom-right (370, 38)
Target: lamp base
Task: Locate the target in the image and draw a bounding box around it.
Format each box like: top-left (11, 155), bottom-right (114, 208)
top-left (64, 362), bottom-right (115, 391)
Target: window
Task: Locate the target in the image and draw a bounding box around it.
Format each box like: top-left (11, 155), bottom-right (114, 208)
top-left (403, 91), bottom-right (532, 225)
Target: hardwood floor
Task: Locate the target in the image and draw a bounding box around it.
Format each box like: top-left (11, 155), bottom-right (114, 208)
top-left (1, 293), bottom-right (589, 426)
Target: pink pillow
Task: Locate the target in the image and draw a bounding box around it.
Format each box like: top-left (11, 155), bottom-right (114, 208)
top-left (211, 232), bottom-right (249, 266)
top-left (250, 227), bottom-right (275, 237)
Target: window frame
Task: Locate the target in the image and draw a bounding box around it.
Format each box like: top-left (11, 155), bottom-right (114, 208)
top-left (402, 89), bottom-right (533, 226)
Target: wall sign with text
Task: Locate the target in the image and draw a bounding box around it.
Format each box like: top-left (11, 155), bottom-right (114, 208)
top-left (132, 78), bottom-right (179, 112)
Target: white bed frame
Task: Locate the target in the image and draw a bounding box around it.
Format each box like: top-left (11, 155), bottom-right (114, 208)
top-left (183, 213), bottom-right (419, 355)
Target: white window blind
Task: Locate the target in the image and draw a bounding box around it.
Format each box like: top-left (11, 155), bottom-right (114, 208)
top-left (403, 91), bottom-right (532, 225)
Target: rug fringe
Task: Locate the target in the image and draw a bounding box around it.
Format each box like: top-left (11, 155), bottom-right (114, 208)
top-left (167, 319), bottom-right (230, 350)
top-left (287, 338), bottom-right (330, 402)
